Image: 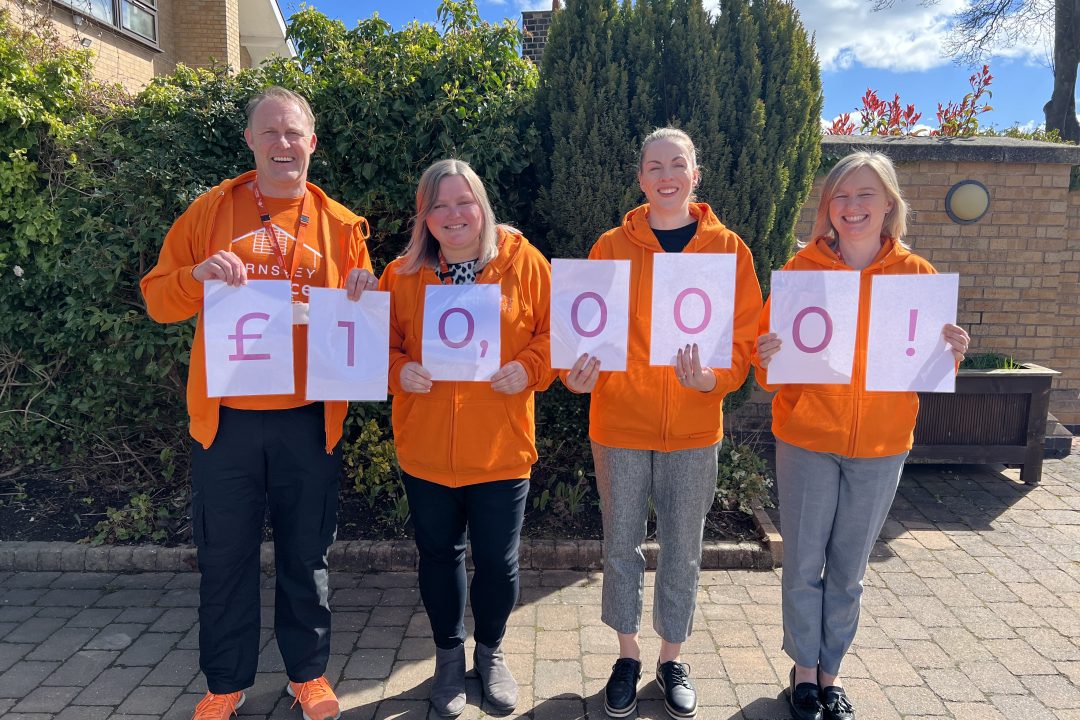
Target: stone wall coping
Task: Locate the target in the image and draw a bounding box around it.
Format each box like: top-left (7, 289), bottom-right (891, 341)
top-left (0, 536), bottom-right (776, 573)
top-left (822, 134), bottom-right (1080, 165)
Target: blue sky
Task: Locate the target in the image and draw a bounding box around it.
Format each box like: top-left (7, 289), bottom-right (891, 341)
top-left (286, 0), bottom-right (1056, 131)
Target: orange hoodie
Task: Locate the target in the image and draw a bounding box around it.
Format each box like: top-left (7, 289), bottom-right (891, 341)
top-left (140, 170), bottom-right (373, 452)
top-left (380, 228), bottom-right (552, 487)
top-left (754, 236), bottom-right (936, 458)
top-left (574, 203), bottom-right (763, 452)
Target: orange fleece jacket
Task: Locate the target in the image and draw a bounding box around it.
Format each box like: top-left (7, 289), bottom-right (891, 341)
top-left (380, 228), bottom-right (553, 487)
top-left (574, 203), bottom-right (763, 452)
top-left (754, 237), bottom-right (936, 458)
top-left (140, 171), bottom-right (373, 452)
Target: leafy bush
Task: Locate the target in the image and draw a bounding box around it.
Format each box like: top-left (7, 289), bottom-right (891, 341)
top-left (343, 419), bottom-right (409, 532)
top-left (715, 439), bottom-right (773, 514)
top-left (0, 0), bottom-right (814, 540)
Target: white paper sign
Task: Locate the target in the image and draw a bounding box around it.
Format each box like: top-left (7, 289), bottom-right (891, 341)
top-left (650, 253), bottom-right (736, 368)
top-left (204, 280), bottom-right (294, 397)
top-left (866, 274), bottom-right (959, 392)
top-left (305, 288), bottom-right (391, 401)
top-left (767, 270), bottom-right (860, 385)
top-left (422, 284), bottom-right (501, 381)
top-left (550, 259), bottom-right (631, 371)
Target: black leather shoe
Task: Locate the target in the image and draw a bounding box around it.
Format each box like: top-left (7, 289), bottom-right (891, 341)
top-left (604, 657), bottom-right (641, 718)
top-left (821, 685), bottom-right (854, 720)
top-left (787, 666), bottom-right (823, 720)
top-left (656, 660), bottom-right (697, 719)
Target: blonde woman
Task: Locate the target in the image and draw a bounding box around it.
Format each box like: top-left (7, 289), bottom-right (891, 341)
top-left (377, 159), bottom-right (552, 717)
top-left (564, 128), bottom-right (763, 719)
top-left (755, 151), bottom-right (969, 720)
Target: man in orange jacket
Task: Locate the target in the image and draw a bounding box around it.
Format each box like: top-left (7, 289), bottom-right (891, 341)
top-left (141, 87), bottom-right (376, 720)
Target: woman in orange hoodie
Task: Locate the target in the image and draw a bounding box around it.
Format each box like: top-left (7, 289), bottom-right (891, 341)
top-left (564, 127), bottom-right (762, 720)
top-left (755, 151), bottom-right (969, 720)
top-left (377, 159), bottom-right (551, 718)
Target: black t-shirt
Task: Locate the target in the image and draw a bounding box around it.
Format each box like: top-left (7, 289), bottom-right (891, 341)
top-left (653, 221), bottom-right (698, 253)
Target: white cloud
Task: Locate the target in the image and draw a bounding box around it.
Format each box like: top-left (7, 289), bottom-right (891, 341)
top-left (785, 0), bottom-right (1047, 73)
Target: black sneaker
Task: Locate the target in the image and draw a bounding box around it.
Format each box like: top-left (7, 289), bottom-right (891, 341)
top-left (655, 660), bottom-right (697, 719)
top-left (604, 657), bottom-right (641, 718)
top-left (820, 685), bottom-right (854, 720)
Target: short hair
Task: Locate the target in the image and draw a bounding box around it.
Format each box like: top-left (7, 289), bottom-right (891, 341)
top-left (639, 126), bottom-right (698, 171)
top-left (397, 159), bottom-right (500, 275)
top-left (811, 151), bottom-right (909, 244)
top-left (245, 86), bottom-right (316, 132)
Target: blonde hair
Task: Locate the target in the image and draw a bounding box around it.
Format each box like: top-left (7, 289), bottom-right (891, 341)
top-left (810, 151), bottom-right (909, 245)
top-left (398, 159), bottom-right (500, 275)
top-left (245, 86), bottom-right (315, 132)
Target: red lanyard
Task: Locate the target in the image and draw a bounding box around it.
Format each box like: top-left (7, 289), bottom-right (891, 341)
top-left (252, 180), bottom-right (312, 281)
top-left (437, 250), bottom-right (457, 286)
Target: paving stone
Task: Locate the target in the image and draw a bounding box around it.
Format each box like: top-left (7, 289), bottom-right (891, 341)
top-left (148, 607), bottom-right (197, 633)
top-left (0, 605), bottom-right (38, 623)
top-left (113, 607), bottom-right (164, 624)
top-left (72, 665), bottom-right (149, 705)
top-left (0, 660), bottom-right (61, 699)
top-left (42, 650), bottom-right (118, 687)
top-left (342, 648), bottom-right (395, 679)
top-left (34, 589), bottom-right (104, 607)
top-left (0, 642), bottom-right (32, 673)
top-left (11, 686), bottom-right (82, 713)
top-left (4, 617), bottom-right (66, 644)
top-left (114, 632), bottom-right (181, 666)
top-left (84, 624), bottom-right (147, 651)
top-left (883, 683), bottom-right (948, 715)
top-left (1023, 675), bottom-right (1080, 709)
top-left (921, 667), bottom-right (986, 702)
top-left (24, 627), bottom-right (96, 663)
top-left (991, 693), bottom-right (1059, 720)
top-left (52, 705), bottom-right (113, 720)
top-left (66, 608), bottom-right (122, 629)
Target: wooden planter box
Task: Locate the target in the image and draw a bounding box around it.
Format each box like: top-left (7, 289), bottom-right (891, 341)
top-left (909, 363), bottom-right (1060, 484)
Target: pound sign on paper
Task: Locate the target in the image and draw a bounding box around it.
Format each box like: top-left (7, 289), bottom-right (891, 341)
top-left (228, 312), bottom-right (272, 361)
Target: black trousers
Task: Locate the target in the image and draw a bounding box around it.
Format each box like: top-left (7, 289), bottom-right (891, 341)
top-left (403, 473), bottom-right (529, 650)
top-left (190, 403), bottom-right (340, 693)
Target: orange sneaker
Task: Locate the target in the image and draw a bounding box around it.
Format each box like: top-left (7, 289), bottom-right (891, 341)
top-left (286, 676), bottom-right (341, 720)
top-left (191, 691), bottom-right (245, 719)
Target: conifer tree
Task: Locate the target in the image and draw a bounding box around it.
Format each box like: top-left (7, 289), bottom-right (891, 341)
top-left (534, 0), bottom-right (821, 277)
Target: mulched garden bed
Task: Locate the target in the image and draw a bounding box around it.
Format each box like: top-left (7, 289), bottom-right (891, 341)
top-left (0, 469), bottom-right (759, 546)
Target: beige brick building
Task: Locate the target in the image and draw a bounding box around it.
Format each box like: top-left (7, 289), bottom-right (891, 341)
top-left (2, 0), bottom-right (293, 92)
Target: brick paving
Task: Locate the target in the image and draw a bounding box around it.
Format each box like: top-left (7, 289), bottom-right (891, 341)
top-left (0, 451), bottom-right (1078, 718)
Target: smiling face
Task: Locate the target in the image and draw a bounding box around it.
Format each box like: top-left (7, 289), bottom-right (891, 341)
top-left (827, 166), bottom-right (895, 246)
top-left (244, 97), bottom-right (317, 198)
top-left (425, 174), bottom-right (485, 263)
top-left (638, 138), bottom-right (699, 214)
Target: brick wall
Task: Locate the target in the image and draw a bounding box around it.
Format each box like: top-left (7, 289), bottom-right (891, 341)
top-left (521, 10), bottom-right (552, 65)
top-left (2, 0), bottom-right (247, 91)
top-left (728, 136), bottom-right (1080, 432)
top-left (172, 0), bottom-right (240, 72)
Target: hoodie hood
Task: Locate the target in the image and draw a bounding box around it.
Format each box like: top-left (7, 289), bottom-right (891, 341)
top-left (479, 225), bottom-right (526, 282)
top-left (797, 236), bottom-right (912, 271)
top-left (620, 202), bottom-right (729, 252)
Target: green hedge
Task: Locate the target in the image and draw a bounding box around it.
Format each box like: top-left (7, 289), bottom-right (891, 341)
top-left (0, 0), bottom-right (814, 540)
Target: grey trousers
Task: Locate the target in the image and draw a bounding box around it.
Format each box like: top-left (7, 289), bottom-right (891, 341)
top-left (775, 439), bottom-right (907, 675)
top-left (592, 440), bottom-right (719, 643)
